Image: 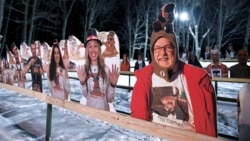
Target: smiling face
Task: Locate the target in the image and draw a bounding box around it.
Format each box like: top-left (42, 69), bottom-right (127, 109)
top-left (153, 37), bottom-right (174, 68)
top-left (54, 47), bottom-right (60, 65)
top-left (211, 51), bottom-right (219, 63)
top-left (86, 40), bottom-right (101, 64)
top-left (161, 95), bottom-right (176, 111)
top-left (237, 49), bottom-right (248, 65)
top-left (43, 43), bottom-right (48, 53)
top-left (13, 49), bottom-right (20, 63)
top-left (161, 11), bottom-right (169, 21)
top-left (107, 34), bottom-right (114, 44)
top-left (69, 36), bottom-right (77, 51)
top-left (138, 54), bottom-right (142, 61)
top-left (30, 43), bottom-right (37, 57)
top-left (123, 53), bottom-right (127, 61)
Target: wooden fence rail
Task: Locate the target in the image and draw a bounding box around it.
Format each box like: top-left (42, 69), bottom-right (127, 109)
top-left (117, 72), bottom-right (250, 140)
top-left (0, 83), bottom-right (221, 141)
top-left (116, 72), bottom-right (250, 140)
top-left (117, 71), bottom-right (250, 93)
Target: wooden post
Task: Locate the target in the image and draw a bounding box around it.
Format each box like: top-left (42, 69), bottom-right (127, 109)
top-left (128, 73), bottom-right (131, 92)
top-left (45, 103), bottom-right (52, 141)
top-left (215, 81), bottom-right (218, 95)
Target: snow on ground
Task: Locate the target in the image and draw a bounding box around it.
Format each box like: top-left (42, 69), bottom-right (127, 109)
top-left (0, 60), bottom-right (246, 140)
top-left (0, 81), bottom-right (162, 141)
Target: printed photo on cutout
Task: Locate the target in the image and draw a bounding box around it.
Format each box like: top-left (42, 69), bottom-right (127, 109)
top-left (152, 86), bottom-right (189, 122)
top-left (211, 69), bottom-right (222, 77)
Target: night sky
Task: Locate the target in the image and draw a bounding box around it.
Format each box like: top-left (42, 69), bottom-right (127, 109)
top-left (0, 0), bottom-right (249, 59)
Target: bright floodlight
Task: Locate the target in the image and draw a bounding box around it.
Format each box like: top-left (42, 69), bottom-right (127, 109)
top-left (180, 12), bottom-right (188, 21)
top-left (175, 13), bottom-right (179, 19)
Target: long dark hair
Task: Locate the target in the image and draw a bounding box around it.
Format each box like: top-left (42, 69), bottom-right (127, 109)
top-left (49, 43), bottom-right (65, 81)
top-left (188, 52), bottom-right (202, 68)
top-left (121, 53), bottom-right (129, 64)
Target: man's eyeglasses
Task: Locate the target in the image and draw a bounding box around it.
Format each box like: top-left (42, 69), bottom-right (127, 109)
top-left (153, 45), bottom-right (173, 53)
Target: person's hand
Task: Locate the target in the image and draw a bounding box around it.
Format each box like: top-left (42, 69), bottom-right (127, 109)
top-left (65, 39), bottom-right (68, 48)
top-left (76, 65), bottom-right (86, 84)
top-left (109, 64), bottom-right (119, 86)
top-left (63, 39), bottom-right (69, 59)
top-left (43, 62), bottom-right (49, 73)
top-left (63, 58), bottom-right (69, 70)
top-left (29, 57), bottom-right (37, 66)
top-left (183, 122), bottom-right (195, 132)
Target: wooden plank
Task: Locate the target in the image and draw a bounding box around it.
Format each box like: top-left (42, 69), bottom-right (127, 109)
top-left (212, 77), bottom-right (250, 83)
top-left (217, 97), bottom-right (237, 103)
top-left (116, 85), bottom-right (133, 90)
top-left (0, 83), bottom-right (221, 141)
top-left (120, 71), bottom-right (134, 75)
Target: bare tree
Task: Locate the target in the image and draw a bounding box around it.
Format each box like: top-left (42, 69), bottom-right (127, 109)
top-left (129, 0), bottom-right (148, 60)
top-left (33, 1), bottom-right (62, 42)
top-left (79, 0), bottom-right (118, 40)
top-left (187, 0), bottom-right (214, 58)
top-left (244, 8), bottom-right (250, 45)
top-left (202, 2), bottom-right (218, 48)
top-left (174, 0), bottom-right (186, 47)
top-left (119, 0), bottom-right (134, 59)
top-left (216, 0), bottom-right (248, 48)
top-left (10, 0), bottom-right (30, 43)
top-left (27, 0), bottom-right (59, 44)
top-left (0, 0), bottom-right (5, 34)
top-left (27, 0), bottom-right (34, 44)
top-left (2, 0), bottom-right (60, 44)
top-left (58, 0), bottom-right (76, 39)
top-left (0, 0), bottom-right (5, 58)
top-left (2, 0), bottom-right (249, 60)
top-left (141, 0), bottom-right (155, 61)
top-left (182, 0), bottom-right (248, 58)
top-left (1, 0), bottom-right (12, 50)
top-left (96, 3), bottom-right (120, 31)
top-left (22, 0), bottom-right (30, 41)
top-left (119, 0), bottom-right (157, 60)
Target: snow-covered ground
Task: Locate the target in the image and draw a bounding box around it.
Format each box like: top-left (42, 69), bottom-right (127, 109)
top-left (0, 79), bottom-right (162, 141)
top-left (0, 60), bottom-right (245, 140)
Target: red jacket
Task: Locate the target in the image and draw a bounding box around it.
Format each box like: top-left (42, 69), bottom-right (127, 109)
top-left (130, 64), bottom-right (217, 137)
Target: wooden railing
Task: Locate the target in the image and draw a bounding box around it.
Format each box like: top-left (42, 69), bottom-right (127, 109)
top-left (118, 71), bottom-right (250, 91)
top-left (118, 71), bottom-right (134, 90)
top-left (117, 71), bottom-right (250, 140)
top-left (0, 83), bottom-right (222, 141)
top-left (212, 77), bottom-right (250, 103)
top-left (2, 70), bottom-right (247, 140)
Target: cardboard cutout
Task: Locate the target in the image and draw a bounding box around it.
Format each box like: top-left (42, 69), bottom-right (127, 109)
top-left (79, 30), bottom-right (120, 113)
top-left (35, 40), bottom-right (42, 59)
top-left (40, 42), bottom-right (52, 63)
top-left (17, 31), bottom-right (120, 112)
top-left (67, 35), bottom-right (85, 66)
top-left (99, 31), bottom-right (120, 72)
top-left (20, 42), bottom-right (31, 61)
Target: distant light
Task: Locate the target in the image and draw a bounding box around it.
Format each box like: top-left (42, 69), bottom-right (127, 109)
top-left (180, 12), bottom-right (189, 21)
top-left (175, 13), bottom-right (179, 18)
